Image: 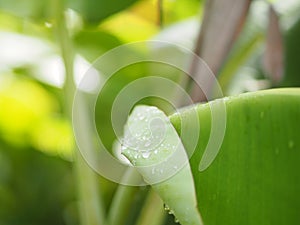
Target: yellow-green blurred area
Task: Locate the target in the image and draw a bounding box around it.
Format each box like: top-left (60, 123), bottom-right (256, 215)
top-left (0, 75), bottom-right (73, 156)
top-left (0, 0), bottom-right (300, 224)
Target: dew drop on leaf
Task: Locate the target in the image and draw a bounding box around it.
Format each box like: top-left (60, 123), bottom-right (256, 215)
top-left (164, 204), bottom-right (170, 211)
top-left (142, 152), bottom-right (151, 159)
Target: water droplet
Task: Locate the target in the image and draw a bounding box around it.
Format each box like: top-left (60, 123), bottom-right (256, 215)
top-left (121, 145), bottom-right (128, 152)
top-left (288, 140), bottom-right (294, 149)
top-left (159, 169), bottom-right (164, 174)
top-left (174, 218), bottom-right (179, 223)
top-left (154, 150), bottom-right (158, 154)
top-left (151, 168), bottom-right (155, 174)
top-left (142, 152), bottom-right (151, 159)
top-left (144, 141), bottom-right (151, 147)
top-left (164, 204), bottom-right (170, 211)
top-left (223, 97), bottom-right (230, 101)
top-left (133, 153), bottom-right (141, 159)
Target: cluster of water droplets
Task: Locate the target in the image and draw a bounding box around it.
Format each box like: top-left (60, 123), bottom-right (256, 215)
top-left (121, 106), bottom-right (178, 166)
top-left (164, 204), bottom-right (179, 223)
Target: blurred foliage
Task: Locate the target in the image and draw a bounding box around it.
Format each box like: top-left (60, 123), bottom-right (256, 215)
top-left (0, 0), bottom-right (139, 25)
top-left (72, 30), bottom-right (121, 62)
top-left (0, 142), bottom-right (77, 225)
top-left (0, 0), bottom-right (300, 224)
top-left (0, 75), bottom-right (73, 159)
top-left (68, 0), bottom-right (138, 24)
top-left (283, 16), bottom-right (300, 86)
top-left (0, 0), bottom-right (53, 22)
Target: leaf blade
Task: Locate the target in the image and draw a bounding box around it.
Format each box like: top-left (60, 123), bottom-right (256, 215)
top-left (170, 88), bottom-right (300, 225)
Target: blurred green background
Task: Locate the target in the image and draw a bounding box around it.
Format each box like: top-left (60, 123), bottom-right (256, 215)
top-left (0, 0), bottom-right (300, 224)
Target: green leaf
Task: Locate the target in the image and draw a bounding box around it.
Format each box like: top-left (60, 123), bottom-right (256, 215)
top-left (170, 88), bottom-right (300, 225)
top-left (0, 0), bottom-right (139, 25)
top-left (72, 30), bottom-right (121, 62)
top-left (0, 0), bottom-right (52, 21)
top-left (68, 0), bottom-right (139, 24)
top-left (122, 105), bottom-right (203, 225)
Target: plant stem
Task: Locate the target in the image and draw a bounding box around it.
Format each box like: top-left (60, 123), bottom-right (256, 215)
top-left (158, 0), bottom-right (164, 28)
top-left (135, 190), bottom-right (166, 225)
top-left (107, 168), bottom-right (140, 225)
top-left (53, 1), bottom-right (105, 224)
top-left (75, 150), bottom-right (105, 225)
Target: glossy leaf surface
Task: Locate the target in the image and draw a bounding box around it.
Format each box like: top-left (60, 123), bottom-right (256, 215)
top-left (170, 88), bottom-right (300, 225)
